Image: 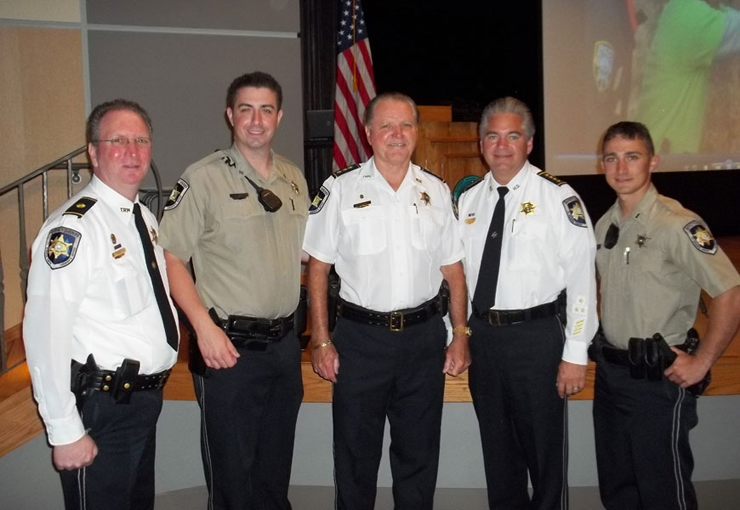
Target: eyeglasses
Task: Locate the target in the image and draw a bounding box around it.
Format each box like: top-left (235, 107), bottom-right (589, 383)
top-left (604, 223), bottom-right (619, 249)
top-left (95, 136), bottom-right (152, 148)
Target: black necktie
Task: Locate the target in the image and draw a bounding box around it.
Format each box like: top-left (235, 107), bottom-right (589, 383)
top-left (473, 186), bottom-right (509, 314)
top-left (133, 203), bottom-right (178, 351)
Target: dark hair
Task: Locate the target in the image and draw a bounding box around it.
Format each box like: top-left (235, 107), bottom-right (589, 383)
top-left (226, 71), bottom-right (283, 111)
top-left (479, 96), bottom-right (535, 140)
top-left (363, 92), bottom-right (419, 126)
top-left (602, 121), bottom-right (655, 156)
top-left (86, 99), bottom-right (153, 144)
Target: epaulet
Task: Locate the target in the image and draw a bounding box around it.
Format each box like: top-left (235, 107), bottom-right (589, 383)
top-left (63, 197), bottom-right (97, 217)
top-left (332, 163), bottom-right (360, 178)
top-left (421, 167), bottom-right (444, 182)
top-left (537, 170), bottom-right (565, 187)
top-left (219, 151), bottom-right (237, 169)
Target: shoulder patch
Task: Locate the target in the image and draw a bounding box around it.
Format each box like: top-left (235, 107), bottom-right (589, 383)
top-left (562, 196), bottom-right (587, 228)
top-left (309, 185), bottom-right (330, 215)
top-left (537, 170), bottom-right (565, 186)
top-left (683, 220), bottom-right (717, 254)
top-left (63, 197), bottom-right (97, 217)
top-left (457, 176), bottom-right (484, 195)
top-left (164, 178), bottom-right (190, 211)
top-left (421, 167), bottom-right (444, 182)
top-left (452, 175), bottom-right (483, 219)
top-left (45, 227), bottom-right (81, 269)
top-left (332, 163), bottom-right (360, 178)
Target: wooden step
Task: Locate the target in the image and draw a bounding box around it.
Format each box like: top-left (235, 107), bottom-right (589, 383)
top-left (3, 236), bottom-right (740, 457)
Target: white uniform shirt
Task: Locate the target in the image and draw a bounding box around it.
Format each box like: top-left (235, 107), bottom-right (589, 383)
top-left (23, 176), bottom-right (179, 445)
top-left (303, 158), bottom-right (464, 312)
top-left (457, 162), bottom-right (598, 364)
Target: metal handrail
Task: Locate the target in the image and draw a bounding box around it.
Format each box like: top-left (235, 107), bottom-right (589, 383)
top-left (1, 146), bottom-right (90, 376)
top-left (1, 147), bottom-right (168, 376)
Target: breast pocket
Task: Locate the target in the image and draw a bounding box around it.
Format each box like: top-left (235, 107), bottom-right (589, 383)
top-left (109, 258), bottom-right (150, 318)
top-left (341, 206), bottom-right (387, 255)
top-left (508, 218), bottom-right (548, 269)
top-left (410, 205), bottom-right (443, 252)
top-left (218, 199), bottom-right (262, 252)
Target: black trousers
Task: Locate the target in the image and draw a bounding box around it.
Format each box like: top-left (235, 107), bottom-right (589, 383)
top-left (593, 359), bottom-right (698, 510)
top-left (59, 388), bottom-right (163, 510)
top-left (193, 332), bottom-right (303, 510)
top-left (331, 315), bottom-right (447, 510)
top-left (469, 314), bottom-right (569, 510)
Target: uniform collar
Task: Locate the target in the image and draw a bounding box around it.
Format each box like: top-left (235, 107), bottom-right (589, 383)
top-left (226, 144), bottom-right (284, 185)
top-left (363, 157), bottom-right (417, 193)
top-left (486, 161), bottom-right (530, 197)
top-left (613, 184), bottom-right (658, 227)
top-left (89, 175), bottom-right (139, 223)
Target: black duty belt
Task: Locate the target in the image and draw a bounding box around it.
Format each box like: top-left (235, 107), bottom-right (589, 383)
top-left (214, 312), bottom-right (294, 350)
top-left (337, 296), bottom-right (440, 332)
top-left (473, 298), bottom-right (560, 326)
top-left (85, 367), bottom-right (171, 393)
top-left (601, 345), bottom-right (631, 366)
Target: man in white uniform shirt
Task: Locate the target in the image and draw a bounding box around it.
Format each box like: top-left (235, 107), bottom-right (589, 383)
top-left (457, 96), bottom-right (598, 509)
top-left (23, 99), bottom-right (178, 510)
top-left (304, 92), bottom-right (470, 510)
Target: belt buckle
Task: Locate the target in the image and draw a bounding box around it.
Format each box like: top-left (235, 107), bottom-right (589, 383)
top-left (389, 311), bottom-right (404, 332)
top-left (487, 311), bottom-right (503, 326)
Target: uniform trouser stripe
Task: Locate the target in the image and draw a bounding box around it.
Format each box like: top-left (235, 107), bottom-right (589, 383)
top-left (195, 374), bottom-right (215, 510)
top-left (78, 466), bottom-right (86, 510)
top-left (561, 397), bottom-right (569, 510)
top-left (672, 388), bottom-right (687, 510)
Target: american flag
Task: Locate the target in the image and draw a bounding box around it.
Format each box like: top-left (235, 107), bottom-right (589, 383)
top-left (333, 0), bottom-right (376, 171)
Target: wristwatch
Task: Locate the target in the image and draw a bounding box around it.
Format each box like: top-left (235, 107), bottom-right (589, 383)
top-left (452, 326), bottom-right (472, 337)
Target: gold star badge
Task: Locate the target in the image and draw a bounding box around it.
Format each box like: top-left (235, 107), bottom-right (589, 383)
top-left (571, 202), bottom-right (584, 221)
top-left (693, 227), bottom-right (712, 247)
top-left (48, 234), bottom-right (72, 258)
top-left (420, 192), bottom-right (431, 206)
top-left (520, 201), bottom-right (536, 216)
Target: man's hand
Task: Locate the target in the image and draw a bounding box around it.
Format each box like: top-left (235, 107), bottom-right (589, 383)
top-left (196, 320), bottom-right (240, 369)
top-left (53, 434), bottom-right (98, 471)
top-left (311, 338), bottom-right (339, 383)
top-left (443, 335), bottom-right (471, 377)
top-left (664, 348), bottom-right (712, 388)
top-left (557, 360), bottom-right (587, 398)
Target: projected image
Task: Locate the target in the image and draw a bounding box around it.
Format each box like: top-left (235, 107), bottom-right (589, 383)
top-left (544, 0), bottom-right (740, 174)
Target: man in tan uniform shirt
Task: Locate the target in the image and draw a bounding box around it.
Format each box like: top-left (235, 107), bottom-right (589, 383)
top-left (593, 121), bottom-right (740, 509)
top-left (159, 71), bottom-right (309, 510)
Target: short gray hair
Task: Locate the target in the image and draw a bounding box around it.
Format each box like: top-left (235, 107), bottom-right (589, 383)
top-left (364, 92), bottom-right (419, 126)
top-left (479, 96), bottom-right (535, 140)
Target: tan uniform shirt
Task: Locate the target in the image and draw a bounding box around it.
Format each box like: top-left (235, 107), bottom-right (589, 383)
top-left (159, 144), bottom-right (309, 319)
top-left (595, 185), bottom-right (740, 348)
